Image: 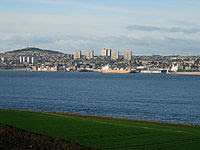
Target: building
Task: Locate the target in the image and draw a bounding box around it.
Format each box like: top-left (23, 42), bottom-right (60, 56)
top-left (141, 69), bottom-right (167, 74)
top-left (19, 56), bottom-right (23, 63)
top-left (107, 49), bottom-right (112, 57)
top-left (124, 51), bottom-right (132, 60)
top-left (27, 56), bottom-right (32, 63)
top-left (31, 57), bottom-right (38, 64)
top-left (86, 50), bottom-right (94, 59)
top-left (1, 57), bottom-right (8, 62)
top-left (32, 66), bottom-right (38, 71)
top-left (54, 66), bottom-right (58, 71)
top-left (74, 50), bottom-right (81, 59)
top-left (19, 56), bottom-right (28, 63)
top-left (101, 48), bottom-right (112, 57)
top-left (23, 56), bottom-right (27, 63)
top-left (19, 56), bottom-right (38, 64)
top-left (101, 48), bottom-right (107, 57)
top-left (111, 50), bottom-right (119, 60)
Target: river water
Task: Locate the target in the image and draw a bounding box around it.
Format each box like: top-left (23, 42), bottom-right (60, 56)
top-left (0, 71), bottom-right (200, 124)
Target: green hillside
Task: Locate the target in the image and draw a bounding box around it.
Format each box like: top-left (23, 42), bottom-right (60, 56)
top-left (0, 109), bottom-right (200, 150)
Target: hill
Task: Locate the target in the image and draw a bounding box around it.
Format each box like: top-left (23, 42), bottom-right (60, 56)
top-left (4, 47), bottom-right (63, 55)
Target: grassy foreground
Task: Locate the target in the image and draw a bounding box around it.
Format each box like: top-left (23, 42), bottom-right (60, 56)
top-left (0, 109), bottom-right (200, 150)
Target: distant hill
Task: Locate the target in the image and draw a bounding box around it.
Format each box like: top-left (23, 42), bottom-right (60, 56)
top-left (5, 47), bottom-right (63, 54)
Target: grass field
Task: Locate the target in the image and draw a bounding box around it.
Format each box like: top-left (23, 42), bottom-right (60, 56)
top-left (0, 109), bottom-right (200, 150)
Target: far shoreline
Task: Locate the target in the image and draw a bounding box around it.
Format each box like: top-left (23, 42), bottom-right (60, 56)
top-left (1, 70), bottom-right (200, 76)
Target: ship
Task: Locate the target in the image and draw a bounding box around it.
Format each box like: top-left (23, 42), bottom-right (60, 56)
top-left (169, 63), bottom-right (200, 75)
top-left (101, 65), bottom-right (133, 73)
top-left (169, 72), bottom-right (200, 75)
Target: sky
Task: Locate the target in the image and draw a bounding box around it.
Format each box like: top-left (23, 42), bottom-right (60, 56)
top-left (0, 0), bottom-right (200, 55)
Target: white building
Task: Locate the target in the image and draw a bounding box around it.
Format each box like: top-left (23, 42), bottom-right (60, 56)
top-left (101, 48), bottom-right (112, 57)
top-left (74, 50), bottom-right (81, 59)
top-left (111, 50), bottom-right (119, 60)
top-left (1, 57), bottom-right (8, 62)
top-left (86, 50), bottom-right (94, 59)
top-left (124, 50), bottom-right (132, 60)
top-left (19, 56), bottom-right (38, 64)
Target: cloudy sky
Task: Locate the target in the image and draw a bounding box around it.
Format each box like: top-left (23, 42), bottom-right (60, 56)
top-left (1, 0), bottom-right (200, 55)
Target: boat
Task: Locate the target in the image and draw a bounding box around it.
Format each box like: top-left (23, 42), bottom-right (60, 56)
top-left (169, 72), bottom-right (200, 75)
top-left (101, 65), bottom-right (133, 73)
top-left (169, 63), bottom-right (200, 75)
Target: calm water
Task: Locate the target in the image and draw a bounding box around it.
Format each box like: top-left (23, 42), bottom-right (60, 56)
top-left (0, 71), bottom-right (200, 124)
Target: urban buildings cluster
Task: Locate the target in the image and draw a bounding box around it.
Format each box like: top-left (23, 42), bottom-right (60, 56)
top-left (73, 48), bottom-right (132, 61)
top-left (0, 47), bottom-right (200, 73)
top-left (19, 56), bottom-right (38, 64)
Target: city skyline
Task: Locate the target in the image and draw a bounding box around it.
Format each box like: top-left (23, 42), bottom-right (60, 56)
top-left (1, 0), bottom-right (200, 55)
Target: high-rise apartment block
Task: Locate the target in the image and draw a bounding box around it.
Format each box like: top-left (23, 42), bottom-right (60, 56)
top-left (19, 56), bottom-right (23, 63)
top-left (19, 56), bottom-right (38, 64)
top-left (74, 50), bottom-right (81, 59)
top-left (124, 51), bottom-right (132, 60)
top-left (107, 49), bottom-right (111, 57)
top-left (86, 50), bottom-right (94, 59)
top-left (111, 50), bottom-right (119, 60)
top-left (23, 56), bottom-right (27, 62)
top-left (1, 57), bottom-right (8, 62)
top-left (101, 48), bottom-right (107, 56)
top-left (31, 57), bottom-right (38, 64)
top-left (101, 48), bottom-right (112, 57)
top-left (27, 56), bottom-right (31, 63)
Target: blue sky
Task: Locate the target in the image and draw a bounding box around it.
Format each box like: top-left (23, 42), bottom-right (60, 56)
top-left (0, 0), bottom-right (200, 55)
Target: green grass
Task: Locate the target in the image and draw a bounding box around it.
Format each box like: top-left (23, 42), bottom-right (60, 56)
top-left (0, 109), bottom-right (200, 150)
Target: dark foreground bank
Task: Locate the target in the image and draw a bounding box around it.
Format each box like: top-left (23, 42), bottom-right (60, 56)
top-left (0, 124), bottom-right (96, 150)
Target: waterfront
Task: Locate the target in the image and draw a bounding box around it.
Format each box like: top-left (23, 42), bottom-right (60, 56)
top-left (0, 71), bottom-right (200, 124)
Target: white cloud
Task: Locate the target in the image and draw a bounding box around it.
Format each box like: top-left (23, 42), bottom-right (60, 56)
top-left (0, 11), bottom-right (200, 55)
top-left (1, 32), bottom-right (200, 55)
top-left (126, 25), bottom-right (200, 34)
top-left (0, 13), bottom-right (129, 37)
top-left (19, 0), bottom-right (200, 20)
top-left (20, 0), bottom-right (147, 16)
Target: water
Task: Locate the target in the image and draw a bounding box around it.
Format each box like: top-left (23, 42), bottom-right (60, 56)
top-left (0, 71), bottom-right (200, 124)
